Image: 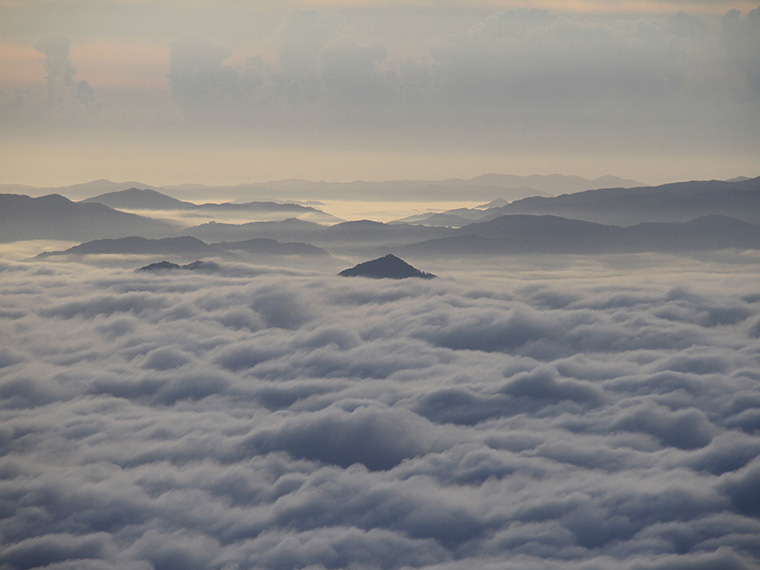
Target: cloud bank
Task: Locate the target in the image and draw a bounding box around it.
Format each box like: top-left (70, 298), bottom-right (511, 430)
top-left (1, 255), bottom-right (759, 568)
top-left (2, 4), bottom-right (759, 185)
top-left (159, 7), bottom-right (760, 146)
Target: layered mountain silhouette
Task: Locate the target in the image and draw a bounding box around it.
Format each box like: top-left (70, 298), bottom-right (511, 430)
top-left (5, 176), bottom-right (759, 257)
top-left (391, 176), bottom-right (760, 228)
top-left (81, 188), bottom-right (342, 223)
top-left (212, 173), bottom-right (641, 202)
top-left (176, 212), bottom-right (760, 257)
top-left (496, 176), bottom-right (760, 225)
top-left (211, 238), bottom-right (328, 256)
top-left (184, 219), bottom-right (329, 244)
top-left (36, 236), bottom-right (217, 258)
top-left (184, 218), bottom-right (455, 248)
top-left (137, 260), bottom-right (221, 272)
top-left (0, 194), bottom-right (179, 242)
top-left (82, 188), bottom-right (190, 210)
top-left (339, 254), bottom-right (436, 279)
top-left (2, 174), bottom-right (643, 203)
top-left (36, 236), bottom-right (328, 258)
top-left (396, 214), bottom-right (760, 256)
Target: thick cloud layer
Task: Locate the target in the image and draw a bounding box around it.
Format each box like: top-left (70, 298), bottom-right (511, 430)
top-left (1, 255), bottom-right (760, 569)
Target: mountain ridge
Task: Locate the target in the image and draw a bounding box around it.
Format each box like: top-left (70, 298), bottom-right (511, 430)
top-left (0, 193), bottom-right (180, 242)
top-left (2, 173), bottom-right (646, 203)
top-left (395, 213), bottom-right (760, 256)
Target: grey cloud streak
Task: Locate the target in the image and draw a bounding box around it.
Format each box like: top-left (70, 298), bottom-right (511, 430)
top-left (161, 7), bottom-right (760, 149)
top-left (1, 256), bottom-right (760, 569)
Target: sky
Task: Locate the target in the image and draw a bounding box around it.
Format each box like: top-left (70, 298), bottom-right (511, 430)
top-left (2, 252), bottom-right (760, 568)
top-left (1, 0), bottom-right (759, 187)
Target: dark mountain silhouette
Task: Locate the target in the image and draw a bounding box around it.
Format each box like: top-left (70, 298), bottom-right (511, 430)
top-left (195, 200), bottom-right (329, 214)
top-left (396, 214), bottom-right (760, 256)
top-left (497, 177), bottom-right (760, 225)
top-left (622, 215), bottom-right (760, 251)
top-left (213, 238), bottom-right (329, 256)
top-left (82, 188), bottom-right (191, 210)
top-left (36, 236), bottom-right (217, 258)
top-left (34, 235), bottom-right (327, 259)
top-left (137, 260), bottom-right (221, 272)
top-left (183, 218), bottom-right (455, 250)
top-left (394, 176), bottom-right (760, 229)
top-left (393, 207), bottom-right (489, 227)
top-left (0, 194), bottom-right (179, 242)
top-left (137, 260), bottom-right (182, 271)
top-left (339, 254), bottom-right (436, 279)
top-left (0, 180), bottom-right (143, 200)
top-left (476, 198), bottom-right (510, 208)
top-left (184, 219), bottom-right (329, 243)
top-left (82, 188), bottom-right (342, 223)
top-left (463, 215), bottom-right (623, 252)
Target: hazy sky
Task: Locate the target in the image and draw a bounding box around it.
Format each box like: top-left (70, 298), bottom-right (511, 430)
top-left (1, 0), bottom-right (759, 186)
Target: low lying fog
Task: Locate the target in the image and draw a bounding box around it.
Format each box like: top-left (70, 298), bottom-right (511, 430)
top-left (1, 253), bottom-right (759, 569)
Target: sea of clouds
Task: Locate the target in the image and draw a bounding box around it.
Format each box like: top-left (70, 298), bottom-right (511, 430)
top-left (1, 254), bottom-right (760, 570)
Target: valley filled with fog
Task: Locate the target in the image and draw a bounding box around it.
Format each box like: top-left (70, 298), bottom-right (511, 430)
top-left (2, 250), bottom-right (760, 569)
top-left (2, 175), bottom-right (760, 569)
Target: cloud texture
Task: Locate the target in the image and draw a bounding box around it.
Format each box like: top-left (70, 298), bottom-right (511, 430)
top-left (1, 255), bottom-right (759, 569)
top-left (160, 7), bottom-right (760, 144)
top-left (3, 6), bottom-right (760, 148)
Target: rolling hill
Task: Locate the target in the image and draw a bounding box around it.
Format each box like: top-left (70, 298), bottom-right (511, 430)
top-left (0, 194), bottom-right (179, 242)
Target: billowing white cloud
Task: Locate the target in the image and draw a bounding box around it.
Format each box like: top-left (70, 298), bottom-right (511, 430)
top-left (1, 255), bottom-right (759, 568)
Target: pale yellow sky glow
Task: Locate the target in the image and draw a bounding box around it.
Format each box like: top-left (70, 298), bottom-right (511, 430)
top-left (71, 41), bottom-right (170, 90)
top-left (0, 44), bottom-right (41, 88)
top-left (4, 134), bottom-right (757, 189)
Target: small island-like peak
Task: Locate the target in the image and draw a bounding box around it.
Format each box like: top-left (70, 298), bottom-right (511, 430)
top-left (338, 254), bottom-right (436, 279)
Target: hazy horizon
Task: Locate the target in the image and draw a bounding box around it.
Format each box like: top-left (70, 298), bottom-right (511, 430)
top-left (2, 1), bottom-right (759, 187)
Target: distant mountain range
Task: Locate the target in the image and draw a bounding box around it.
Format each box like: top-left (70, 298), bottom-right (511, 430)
top-left (81, 188), bottom-right (342, 223)
top-left (5, 175), bottom-right (760, 257)
top-left (183, 218), bottom-right (456, 247)
top-left (492, 176), bottom-right (760, 226)
top-left (394, 176), bottom-right (760, 227)
top-left (0, 190), bottom-right (338, 243)
top-left (137, 260), bottom-right (221, 273)
top-left (1, 173), bottom-right (644, 203)
top-left (36, 236), bottom-right (328, 258)
top-left (36, 236), bottom-right (216, 258)
top-left (82, 188), bottom-right (190, 210)
top-left (34, 213), bottom-right (760, 260)
top-left (395, 214), bottom-right (760, 256)
top-left (0, 194), bottom-right (179, 242)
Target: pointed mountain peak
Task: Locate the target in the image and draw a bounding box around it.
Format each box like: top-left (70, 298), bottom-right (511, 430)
top-left (339, 254), bottom-right (436, 279)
